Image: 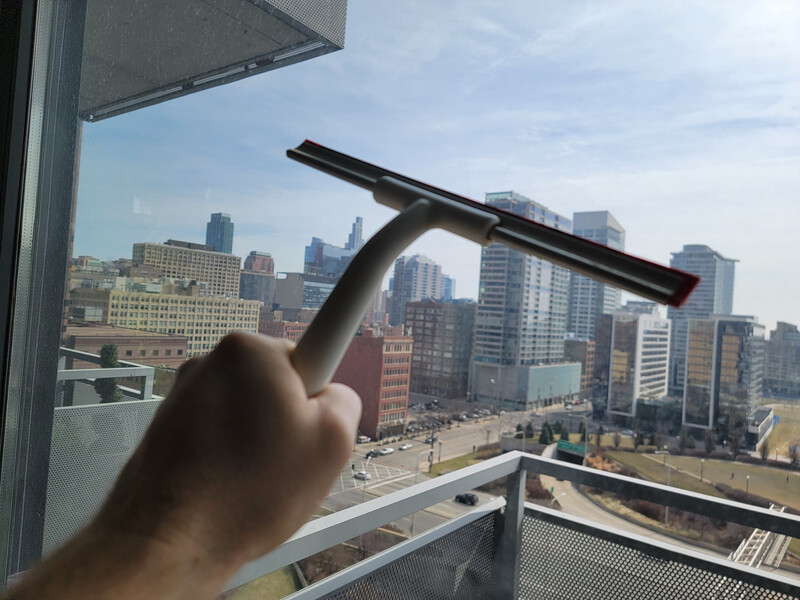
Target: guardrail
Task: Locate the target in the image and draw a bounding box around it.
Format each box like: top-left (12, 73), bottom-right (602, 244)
top-left (225, 451), bottom-right (800, 598)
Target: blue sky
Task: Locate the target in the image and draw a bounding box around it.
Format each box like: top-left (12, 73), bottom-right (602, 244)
top-left (74, 1), bottom-right (800, 332)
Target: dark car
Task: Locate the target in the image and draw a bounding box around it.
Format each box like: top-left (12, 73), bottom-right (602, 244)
top-left (424, 436), bottom-right (438, 444)
top-left (454, 493), bottom-right (479, 506)
top-left (365, 450), bottom-right (381, 459)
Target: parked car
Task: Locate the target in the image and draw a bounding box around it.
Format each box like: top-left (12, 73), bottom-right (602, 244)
top-left (424, 436), bottom-right (438, 444)
top-left (356, 435), bottom-right (371, 444)
top-left (354, 471), bottom-right (372, 480)
top-left (379, 447), bottom-right (394, 455)
top-left (399, 442), bottom-right (412, 450)
top-left (454, 493), bottom-right (478, 506)
top-left (366, 450), bottom-right (380, 459)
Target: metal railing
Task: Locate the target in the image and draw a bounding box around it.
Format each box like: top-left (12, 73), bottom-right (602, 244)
top-left (225, 451), bottom-right (800, 599)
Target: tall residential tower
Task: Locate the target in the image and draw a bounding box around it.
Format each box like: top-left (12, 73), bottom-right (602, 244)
top-left (470, 191), bottom-right (580, 410)
top-left (567, 211), bottom-right (625, 340)
top-left (205, 212), bottom-right (234, 254)
top-left (667, 245), bottom-right (736, 394)
top-left (388, 255), bottom-right (444, 326)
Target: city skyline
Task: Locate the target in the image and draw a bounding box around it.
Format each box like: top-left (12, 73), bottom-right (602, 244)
top-left (71, 2), bottom-right (799, 333)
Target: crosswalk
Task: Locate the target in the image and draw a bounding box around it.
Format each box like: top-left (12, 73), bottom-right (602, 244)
top-left (327, 461), bottom-right (411, 497)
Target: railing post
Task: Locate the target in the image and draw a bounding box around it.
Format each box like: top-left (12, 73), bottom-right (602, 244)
top-left (491, 468), bottom-right (525, 599)
top-left (140, 370), bottom-right (154, 400)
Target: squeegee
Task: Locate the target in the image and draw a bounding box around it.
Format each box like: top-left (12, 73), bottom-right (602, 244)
top-left (287, 141), bottom-right (699, 396)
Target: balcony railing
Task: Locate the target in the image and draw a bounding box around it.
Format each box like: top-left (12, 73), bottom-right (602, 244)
top-left (43, 398), bottom-right (800, 598)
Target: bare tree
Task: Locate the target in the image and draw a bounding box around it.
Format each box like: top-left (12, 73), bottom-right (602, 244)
top-left (678, 427), bottom-right (689, 454)
top-left (704, 429), bottom-right (715, 457)
top-left (760, 438), bottom-right (770, 463)
top-left (789, 441), bottom-right (799, 469)
top-left (730, 430), bottom-right (741, 458)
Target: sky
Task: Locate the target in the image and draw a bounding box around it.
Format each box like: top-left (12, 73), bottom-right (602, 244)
top-left (73, 1), bottom-right (800, 333)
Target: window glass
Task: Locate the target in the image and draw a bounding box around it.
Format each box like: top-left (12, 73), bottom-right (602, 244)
top-left (3, 0), bottom-right (798, 593)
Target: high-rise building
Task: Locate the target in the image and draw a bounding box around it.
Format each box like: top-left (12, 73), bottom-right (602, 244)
top-left (564, 339), bottom-right (595, 395)
top-left (389, 255), bottom-right (443, 326)
top-left (765, 322), bottom-right (800, 398)
top-left (205, 212), bottom-right (234, 254)
top-left (333, 328), bottom-right (412, 440)
top-left (567, 211), bottom-right (625, 341)
top-left (273, 272), bottom-right (336, 314)
top-left (239, 251), bottom-right (275, 305)
top-left (132, 240), bottom-right (241, 298)
top-left (346, 216), bottom-right (364, 251)
top-left (243, 251), bottom-right (274, 274)
top-left (597, 305), bottom-right (671, 425)
top-left (667, 245), bottom-right (736, 394)
top-left (469, 191), bottom-right (578, 409)
top-left (683, 316), bottom-right (765, 444)
top-left (405, 300), bottom-right (476, 399)
top-left (441, 275), bottom-right (456, 302)
top-left (304, 217), bottom-right (363, 279)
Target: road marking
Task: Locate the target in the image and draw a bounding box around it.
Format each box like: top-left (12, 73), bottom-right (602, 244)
top-left (367, 473), bottom-right (418, 490)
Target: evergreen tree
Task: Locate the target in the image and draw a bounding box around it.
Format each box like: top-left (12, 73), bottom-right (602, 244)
top-left (525, 421), bottom-right (535, 439)
top-left (560, 429), bottom-right (570, 442)
top-left (95, 344), bottom-right (123, 404)
top-left (595, 425), bottom-right (604, 447)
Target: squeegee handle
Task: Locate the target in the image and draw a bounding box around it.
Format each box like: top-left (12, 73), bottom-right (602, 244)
top-left (291, 178), bottom-right (500, 396)
top-left (291, 199), bottom-right (433, 396)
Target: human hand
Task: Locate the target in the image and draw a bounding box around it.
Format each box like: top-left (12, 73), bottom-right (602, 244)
top-left (3, 332), bottom-right (361, 600)
top-left (100, 332), bottom-right (361, 569)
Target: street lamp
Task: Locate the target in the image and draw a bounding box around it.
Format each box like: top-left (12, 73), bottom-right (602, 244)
top-left (411, 450), bottom-right (433, 536)
top-left (700, 458), bottom-right (705, 482)
top-left (746, 474), bottom-right (750, 496)
top-left (655, 450), bottom-right (671, 527)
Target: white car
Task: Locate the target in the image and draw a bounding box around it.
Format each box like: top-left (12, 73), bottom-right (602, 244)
top-left (379, 447), bottom-right (394, 455)
top-left (354, 471), bottom-right (372, 480)
top-left (399, 443), bottom-right (412, 451)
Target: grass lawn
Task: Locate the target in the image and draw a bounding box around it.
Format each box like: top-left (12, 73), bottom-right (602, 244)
top-left (765, 402), bottom-right (800, 458)
top-left (429, 448), bottom-right (501, 477)
top-left (229, 567), bottom-right (299, 600)
top-left (666, 455), bottom-right (800, 511)
top-left (605, 451), bottom-right (725, 498)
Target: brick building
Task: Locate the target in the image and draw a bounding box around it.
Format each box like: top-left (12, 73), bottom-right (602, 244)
top-left (333, 329), bottom-right (412, 440)
top-left (63, 325), bottom-right (188, 368)
top-left (259, 320), bottom-right (310, 343)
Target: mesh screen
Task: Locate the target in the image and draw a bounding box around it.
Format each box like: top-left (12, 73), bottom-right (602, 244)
top-left (42, 401), bottom-right (160, 555)
top-left (519, 512), bottom-right (799, 600)
top-left (320, 513), bottom-right (495, 600)
top-left (271, 0), bottom-right (348, 47)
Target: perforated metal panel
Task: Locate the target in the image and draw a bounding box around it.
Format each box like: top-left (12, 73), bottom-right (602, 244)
top-left (42, 400), bottom-right (160, 555)
top-left (320, 513), bottom-right (496, 599)
top-left (272, 0), bottom-right (347, 47)
top-left (519, 512), bottom-right (800, 600)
